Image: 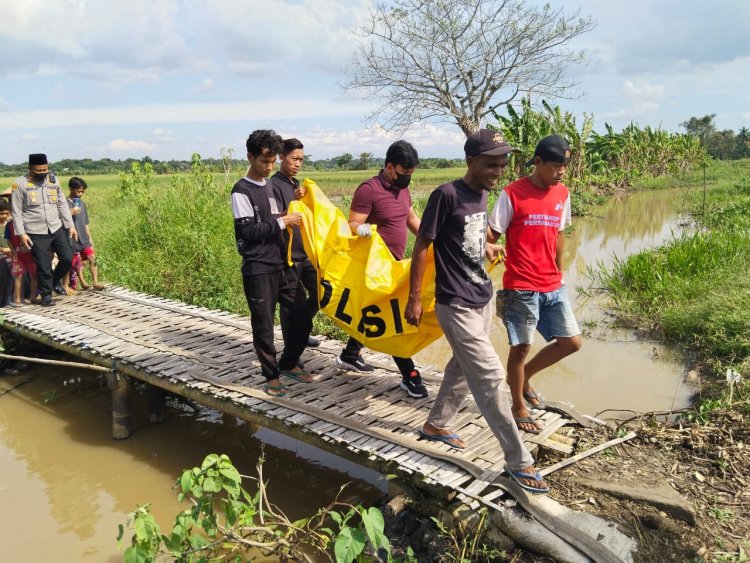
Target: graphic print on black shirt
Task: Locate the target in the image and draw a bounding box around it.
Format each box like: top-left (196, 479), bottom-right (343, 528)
top-left (461, 211), bottom-right (488, 286)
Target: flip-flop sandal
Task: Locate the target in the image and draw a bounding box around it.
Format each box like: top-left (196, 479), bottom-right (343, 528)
top-left (281, 368), bottom-right (314, 383)
top-left (523, 388), bottom-right (547, 410)
top-left (514, 416), bottom-right (542, 434)
top-left (264, 383), bottom-right (288, 397)
top-left (418, 430), bottom-right (465, 450)
top-left (504, 465), bottom-right (549, 494)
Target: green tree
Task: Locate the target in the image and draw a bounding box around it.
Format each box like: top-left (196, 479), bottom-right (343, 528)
top-left (680, 114), bottom-right (716, 144)
top-left (336, 153), bottom-right (353, 170)
top-left (706, 130), bottom-right (736, 160)
top-left (345, 0), bottom-right (594, 135)
top-left (734, 127), bottom-right (750, 159)
top-left (358, 152), bottom-right (373, 169)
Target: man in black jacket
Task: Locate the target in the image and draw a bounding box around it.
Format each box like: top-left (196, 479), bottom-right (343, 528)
top-left (231, 130), bottom-right (312, 397)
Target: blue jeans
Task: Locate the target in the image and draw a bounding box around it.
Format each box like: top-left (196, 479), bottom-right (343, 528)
top-left (498, 286), bottom-right (580, 346)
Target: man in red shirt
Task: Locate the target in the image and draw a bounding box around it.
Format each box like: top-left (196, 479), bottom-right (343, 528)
top-left (337, 140), bottom-right (428, 399)
top-left (488, 135), bottom-right (583, 433)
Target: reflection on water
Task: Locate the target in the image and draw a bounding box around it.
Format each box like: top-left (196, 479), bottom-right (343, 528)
top-left (0, 367), bottom-right (383, 560)
top-left (415, 188), bottom-right (695, 416)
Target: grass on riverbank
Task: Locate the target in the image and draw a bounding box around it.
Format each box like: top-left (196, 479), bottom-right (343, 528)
top-left (594, 159), bottom-right (750, 377)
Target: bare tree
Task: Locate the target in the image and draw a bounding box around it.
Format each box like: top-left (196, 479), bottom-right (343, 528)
top-left (345, 0), bottom-right (594, 136)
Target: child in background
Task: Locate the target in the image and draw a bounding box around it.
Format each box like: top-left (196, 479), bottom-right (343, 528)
top-left (5, 209), bottom-right (38, 305)
top-left (62, 177), bottom-right (104, 293)
top-left (0, 200), bottom-right (14, 306)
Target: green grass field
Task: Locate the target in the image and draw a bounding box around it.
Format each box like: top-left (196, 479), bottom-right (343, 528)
top-left (4, 166), bottom-right (465, 202)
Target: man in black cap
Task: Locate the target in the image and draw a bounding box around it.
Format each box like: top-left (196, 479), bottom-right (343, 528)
top-left (405, 128), bottom-right (549, 494)
top-left (488, 135), bottom-right (582, 434)
top-left (10, 154), bottom-right (77, 306)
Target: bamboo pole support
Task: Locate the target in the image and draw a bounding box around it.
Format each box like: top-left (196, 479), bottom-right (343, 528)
top-left (107, 372), bottom-right (132, 440)
top-left (0, 352), bottom-right (111, 372)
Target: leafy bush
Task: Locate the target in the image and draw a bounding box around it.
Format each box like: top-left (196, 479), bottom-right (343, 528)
top-left (118, 453), bottom-right (410, 563)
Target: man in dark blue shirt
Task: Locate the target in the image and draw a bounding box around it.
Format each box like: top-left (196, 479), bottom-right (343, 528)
top-left (405, 129), bottom-right (548, 495)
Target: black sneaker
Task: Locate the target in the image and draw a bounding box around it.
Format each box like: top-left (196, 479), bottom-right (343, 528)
top-left (336, 354), bottom-right (374, 372)
top-left (307, 336), bottom-right (321, 347)
top-left (53, 285), bottom-right (66, 296)
top-left (400, 370), bottom-right (428, 398)
top-left (40, 295), bottom-right (55, 307)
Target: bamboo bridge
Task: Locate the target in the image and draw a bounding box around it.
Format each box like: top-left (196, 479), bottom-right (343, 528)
top-left (1, 287), bottom-right (635, 562)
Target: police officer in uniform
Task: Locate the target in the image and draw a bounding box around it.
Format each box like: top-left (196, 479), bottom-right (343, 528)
top-left (10, 153), bottom-right (77, 306)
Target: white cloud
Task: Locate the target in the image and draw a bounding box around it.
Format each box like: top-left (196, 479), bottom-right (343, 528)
top-left (622, 80), bottom-right (666, 99)
top-left (743, 112), bottom-right (750, 123)
top-left (197, 0), bottom-right (370, 75)
top-left (292, 123), bottom-right (466, 158)
top-left (0, 0), bottom-right (188, 79)
top-left (20, 133), bottom-right (38, 141)
top-left (0, 98), bottom-right (370, 130)
top-left (0, 97), bottom-right (10, 111)
top-left (602, 100), bottom-right (661, 121)
top-left (152, 128), bottom-right (175, 141)
top-left (192, 78), bottom-right (214, 92)
top-left (105, 139), bottom-right (158, 152)
top-left (0, 0), bottom-right (369, 82)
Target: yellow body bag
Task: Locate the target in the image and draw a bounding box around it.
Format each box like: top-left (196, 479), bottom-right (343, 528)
top-left (288, 179), bottom-right (442, 357)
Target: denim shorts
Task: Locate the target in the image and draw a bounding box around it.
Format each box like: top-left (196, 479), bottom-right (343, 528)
top-left (497, 286), bottom-right (580, 346)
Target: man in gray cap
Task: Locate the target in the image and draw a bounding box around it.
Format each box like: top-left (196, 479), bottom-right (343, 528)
top-left (405, 128), bottom-right (549, 494)
top-left (10, 154), bottom-right (77, 306)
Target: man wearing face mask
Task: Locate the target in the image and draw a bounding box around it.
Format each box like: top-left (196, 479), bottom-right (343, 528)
top-left (10, 153), bottom-right (77, 307)
top-left (336, 140), bottom-right (428, 399)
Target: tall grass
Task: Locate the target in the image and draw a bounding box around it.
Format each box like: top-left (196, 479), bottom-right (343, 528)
top-left (593, 162), bottom-right (750, 371)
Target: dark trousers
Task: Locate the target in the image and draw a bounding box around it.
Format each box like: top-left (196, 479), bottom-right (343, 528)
top-left (243, 268), bottom-right (312, 382)
top-left (29, 227), bottom-right (73, 299)
top-left (342, 337), bottom-right (415, 378)
top-left (0, 258), bottom-right (13, 306)
top-left (295, 258), bottom-right (319, 316)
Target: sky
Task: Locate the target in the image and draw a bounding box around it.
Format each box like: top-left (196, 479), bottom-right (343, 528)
top-left (0, 0), bottom-right (749, 164)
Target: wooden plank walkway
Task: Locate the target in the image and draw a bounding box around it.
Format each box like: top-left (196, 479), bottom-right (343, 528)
top-left (1, 287), bottom-right (582, 514)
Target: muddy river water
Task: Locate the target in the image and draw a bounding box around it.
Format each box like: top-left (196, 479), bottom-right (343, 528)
top-left (0, 188), bottom-right (694, 559)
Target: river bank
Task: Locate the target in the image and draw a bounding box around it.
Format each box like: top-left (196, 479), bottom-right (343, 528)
top-left (546, 159), bottom-right (750, 561)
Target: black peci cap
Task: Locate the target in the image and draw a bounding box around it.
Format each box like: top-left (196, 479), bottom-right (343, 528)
top-left (29, 153), bottom-right (48, 166)
top-left (525, 135), bottom-right (572, 167)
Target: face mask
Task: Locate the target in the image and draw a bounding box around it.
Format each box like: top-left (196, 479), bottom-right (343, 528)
top-left (393, 172), bottom-right (411, 189)
top-left (32, 172), bottom-right (47, 182)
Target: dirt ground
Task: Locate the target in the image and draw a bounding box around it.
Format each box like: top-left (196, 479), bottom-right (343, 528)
top-left (383, 407), bottom-right (749, 562)
top-left (536, 409), bottom-right (750, 562)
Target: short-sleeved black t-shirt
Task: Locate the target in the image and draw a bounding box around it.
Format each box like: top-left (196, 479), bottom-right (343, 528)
top-left (418, 179), bottom-right (492, 308)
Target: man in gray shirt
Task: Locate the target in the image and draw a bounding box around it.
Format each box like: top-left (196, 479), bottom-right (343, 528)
top-left (10, 153), bottom-right (77, 306)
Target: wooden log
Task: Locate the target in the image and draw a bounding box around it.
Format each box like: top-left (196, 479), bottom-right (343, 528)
top-left (107, 372), bottom-right (132, 440)
top-left (539, 431), bottom-right (637, 477)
